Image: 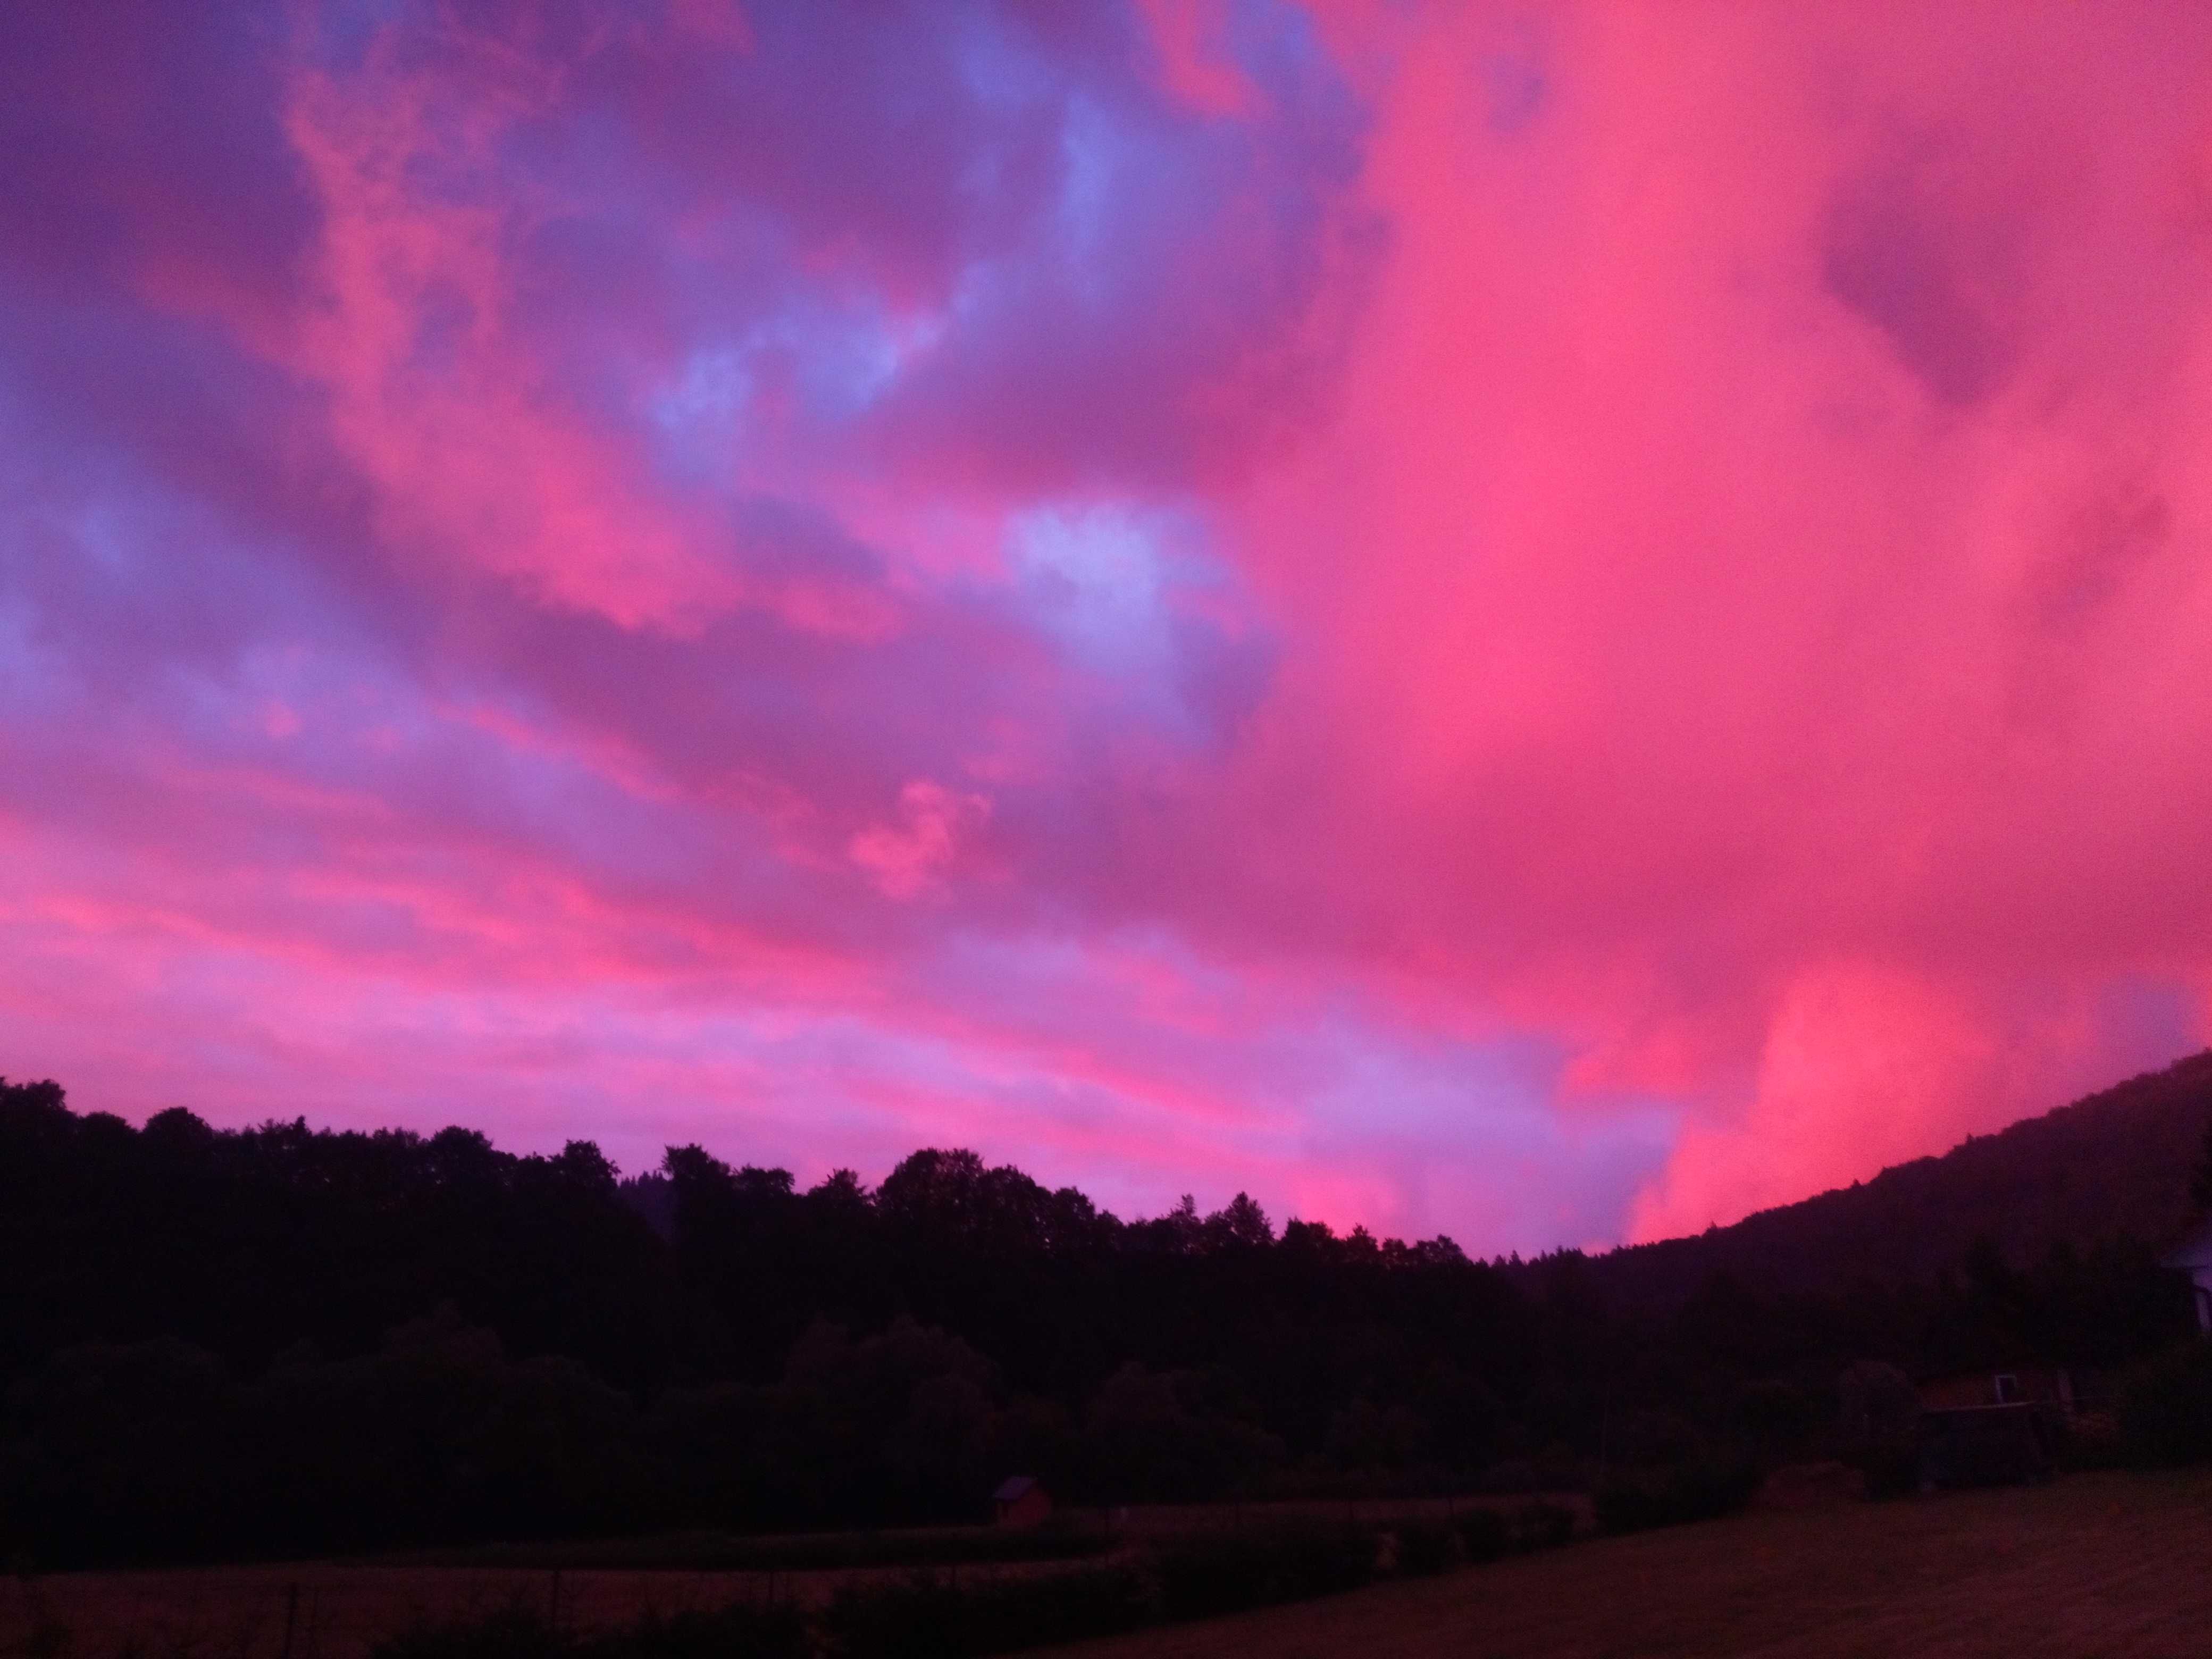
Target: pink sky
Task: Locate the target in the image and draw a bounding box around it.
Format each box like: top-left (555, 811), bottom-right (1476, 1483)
top-left (4, 1), bottom-right (2210, 1254)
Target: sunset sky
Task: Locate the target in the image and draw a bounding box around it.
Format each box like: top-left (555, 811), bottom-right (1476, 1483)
top-left (5, 1), bottom-right (2211, 1254)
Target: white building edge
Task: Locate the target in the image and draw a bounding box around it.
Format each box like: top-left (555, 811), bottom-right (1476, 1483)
top-left (2166, 1214), bottom-right (2212, 1333)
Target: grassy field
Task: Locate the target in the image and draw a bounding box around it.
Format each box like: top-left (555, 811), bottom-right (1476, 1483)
top-left (0, 1495), bottom-right (1563, 1659)
top-left (1036, 1470), bottom-right (2212, 1659)
top-left (3, 1561), bottom-right (794, 1659)
top-left (380, 1494), bottom-right (1580, 1566)
top-left (9, 1472), bottom-right (2210, 1659)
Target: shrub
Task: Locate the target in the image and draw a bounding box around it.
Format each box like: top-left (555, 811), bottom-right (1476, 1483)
top-left (1510, 1501), bottom-right (1578, 1551)
top-left (1852, 1438), bottom-right (1922, 1500)
top-left (822, 1565), bottom-right (1155, 1659)
top-left (1450, 1506), bottom-right (1511, 1563)
top-left (1391, 1519), bottom-right (1457, 1576)
top-left (1594, 1452), bottom-right (1760, 1535)
top-left (1837, 1360), bottom-right (1921, 1498)
top-left (1733, 1381), bottom-right (1817, 1455)
top-left (1149, 1524), bottom-right (1376, 1622)
top-left (2119, 1340), bottom-right (2212, 1466)
top-left (2058, 1410), bottom-right (2128, 1471)
top-left (1474, 1450), bottom-right (1585, 1494)
top-left (423, 1520), bottom-right (1119, 1573)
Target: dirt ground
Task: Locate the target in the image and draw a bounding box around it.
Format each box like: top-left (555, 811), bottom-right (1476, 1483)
top-left (1037, 1470), bottom-right (2212, 1659)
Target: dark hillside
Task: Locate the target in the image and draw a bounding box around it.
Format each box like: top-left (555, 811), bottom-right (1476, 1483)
top-left (2, 1057), bottom-right (2205, 1566)
top-left (1590, 1051), bottom-right (2212, 1306)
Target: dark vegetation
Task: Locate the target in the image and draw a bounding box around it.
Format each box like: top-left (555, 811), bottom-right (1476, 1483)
top-left (367, 1507), bottom-right (1584, 1659)
top-left (379, 1604), bottom-right (809, 1659)
top-left (4, 1055), bottom-right (2212, 1572)
top-left (390, 1522), bottom-right (1120, 1573)
top-left (1600, 1051), bottom-right (2212, 1303)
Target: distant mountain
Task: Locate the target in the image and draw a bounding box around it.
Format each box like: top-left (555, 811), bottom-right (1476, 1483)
top-left (1590, 1051), bottom-right (2212, 1305)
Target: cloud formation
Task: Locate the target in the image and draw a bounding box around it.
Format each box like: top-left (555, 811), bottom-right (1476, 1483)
top-left (3, 0), bottom-right (2209, 1253)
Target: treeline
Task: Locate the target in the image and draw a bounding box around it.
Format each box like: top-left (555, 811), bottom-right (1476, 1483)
top-left (0, 1073), bottom-right (2204, 1566)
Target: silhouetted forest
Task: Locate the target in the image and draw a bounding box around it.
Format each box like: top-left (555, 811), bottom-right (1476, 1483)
top-left (1592, 1052), bottom-right (2212, 1305)
top-left (3, 1057), bottom-right (2208, 1568)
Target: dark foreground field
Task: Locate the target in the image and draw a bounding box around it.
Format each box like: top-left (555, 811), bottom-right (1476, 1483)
top-left (0, 1494), bottom-right (1551, 1659)
top-left (7, 1473), bottom-right (2212, 1659)
top-left (1038, 1470), bottom-right (2212, 1659)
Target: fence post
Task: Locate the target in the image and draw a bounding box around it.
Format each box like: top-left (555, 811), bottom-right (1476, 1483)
top-left (280, 1582), bottom-right (299, 1659)
top-left (549, 1569), bottom-right (563, 1634)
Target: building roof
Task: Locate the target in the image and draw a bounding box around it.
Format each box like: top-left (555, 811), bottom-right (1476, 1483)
top-left (993, 1476), bottom-right (1039, 1503)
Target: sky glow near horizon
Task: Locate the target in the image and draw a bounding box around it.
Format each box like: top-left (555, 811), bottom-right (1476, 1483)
top-left (4, 1), bottom-right (2212, 1254)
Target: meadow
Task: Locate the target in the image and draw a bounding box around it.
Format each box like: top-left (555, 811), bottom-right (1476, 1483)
top-left (0, 1495), bottom-right (1549, 1659)
top-left (1038, 1470), bottom-right (2212, 1659)
top-left (6, 1474), bottom-right (2210, 1659)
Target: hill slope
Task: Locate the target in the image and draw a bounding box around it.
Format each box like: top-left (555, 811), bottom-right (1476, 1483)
top-left (1591, 1050), bottom-right (2212, 1304)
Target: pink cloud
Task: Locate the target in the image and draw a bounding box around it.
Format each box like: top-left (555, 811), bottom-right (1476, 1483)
top-left (850, 781), bottom-right (992, 901)
top-left (1208, 1), bottom-right (2212, 1227)
top-left (1134, 0), bottom-right (1255, 119)
top-left (3, 0), bottom-right (2210, 1257)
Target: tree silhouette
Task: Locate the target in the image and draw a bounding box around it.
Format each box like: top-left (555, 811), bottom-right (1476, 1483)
top-left (3, 1060), bottom-right (2209, 1568)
